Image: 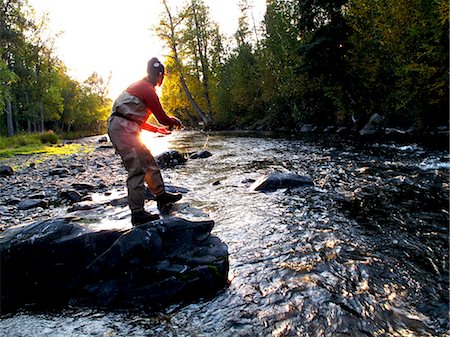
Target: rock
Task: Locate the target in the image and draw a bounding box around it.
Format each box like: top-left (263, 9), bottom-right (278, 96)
top-left (251, 172), bottom-right (314, 192)
top-left (0, 217), bottom-right (228, 312)
top-left (60, 190), bottom-right (83, 203)
top-left (155, 150), bottom-right (187, 169)
top-left (96, 145), bottom-right (114, 150)
top-left (385, 128), bottom-right (407, 136)
top-left (299, 124), bottom-right (317, 133)
top-left (49, 168), bottom-right (70, 176)
top-left (29, 192), bottom-right (46, 199)
top-left (0, 166), bottom-right (14, 177)
top-left (72, 183), bottom-right (96, 191)
top-left (242, 178), bottom-right (256, 184)
top-left (17, 199), bottom-right (48, 210)
top-left (190, 151), bottom-right (212, 159)
top-left (359, 113), bottom-right (384, 136)
top-left (6, 197), bottom-right (21, 205)
top-left (67, 201), bottom-right (100, 212)
top-left (336, 126), bottom-right (350, 134)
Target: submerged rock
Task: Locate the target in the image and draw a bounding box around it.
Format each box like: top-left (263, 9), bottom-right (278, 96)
top-left (0, 217), bottom-right (228, 312)
top-left (251, 172), bottom-right (314, 192)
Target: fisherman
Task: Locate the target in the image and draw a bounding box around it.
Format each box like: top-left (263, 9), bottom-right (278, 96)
top-left (108, 57), bottom-right (182, 226)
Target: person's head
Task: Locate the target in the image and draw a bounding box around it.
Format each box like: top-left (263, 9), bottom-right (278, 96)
top-left (147, 57), bottom-right (165, 86)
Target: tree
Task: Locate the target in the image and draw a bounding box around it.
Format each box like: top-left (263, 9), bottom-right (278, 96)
top-left (156, 0), bottom-right (210, 126)
top-left (181, 0), bottom-right (215, 120)
top-left (0, 0), bottom-right (34, 135)
top-left (346, 0), bottom-right (449, 129)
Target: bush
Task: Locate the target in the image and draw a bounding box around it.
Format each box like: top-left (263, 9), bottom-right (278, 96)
top-left (39, 130), bottom-right (60, 144)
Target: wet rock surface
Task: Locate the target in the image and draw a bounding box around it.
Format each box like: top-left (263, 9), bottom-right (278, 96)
top-left (155, 150), bottom-right (187, 169)
top-left (0, 217), bottom-right (228, 312)
top-left (250, 172), bottom-right (314, 191)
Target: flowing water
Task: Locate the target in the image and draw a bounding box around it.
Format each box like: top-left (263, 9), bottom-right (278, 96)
top-left (1, 131), bottom-right (449, 337)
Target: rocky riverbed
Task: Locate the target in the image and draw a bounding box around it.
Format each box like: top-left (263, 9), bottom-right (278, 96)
top-left (0, 136), bottom-right (131, 231)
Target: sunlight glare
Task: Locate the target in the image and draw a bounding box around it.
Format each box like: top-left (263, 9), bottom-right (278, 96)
top-left (140, 130), bottom-right (171, 156)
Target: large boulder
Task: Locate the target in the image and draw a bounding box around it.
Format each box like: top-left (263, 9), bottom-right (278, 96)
top-left (251, 172), bottom-right (314, 192)
top-left (0, 217), bottom-right (228, 312)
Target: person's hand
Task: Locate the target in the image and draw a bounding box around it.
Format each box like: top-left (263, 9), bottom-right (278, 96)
top-left (156, 126), bottom-right (171, 135)
top-left (170, 117), bottom-right (182, 129)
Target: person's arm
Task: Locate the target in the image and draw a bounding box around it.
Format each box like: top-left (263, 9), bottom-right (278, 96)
top-left (141, 123), bottom-right (171, 134)
top-left (143, 88), bottom-right (182, 127)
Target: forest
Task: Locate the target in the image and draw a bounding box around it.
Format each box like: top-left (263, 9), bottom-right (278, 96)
top-left (1, 0), bottom-right (449, 137)
top-left (0, 0), bottom-right (112, 137)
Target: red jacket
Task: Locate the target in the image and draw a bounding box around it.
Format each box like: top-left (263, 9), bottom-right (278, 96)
top-left (126, 77), bottom-right (173, 126)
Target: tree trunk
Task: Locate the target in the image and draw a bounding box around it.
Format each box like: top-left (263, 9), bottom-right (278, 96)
top-left (6, 98), bottom-right (14, 136)
top-left (191, 1), bottom-right (213, 120)
top-left (39, 101), bottom-right (44, 132)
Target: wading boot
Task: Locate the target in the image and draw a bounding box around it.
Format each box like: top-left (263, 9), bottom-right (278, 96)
top-left (131, 210), bottom-right (160, 226)
top-left (156, 192), bottom-right (182, 215)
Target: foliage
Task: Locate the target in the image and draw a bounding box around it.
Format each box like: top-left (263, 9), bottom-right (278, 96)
top-left (1, 0), bottom-right (447, 136)
top-left (0, 0), bottom-right (112, 137)
top-left (157, 0), bottom-right (448, 132)
top-left (346, 0), bottom-right (449, 129)
top-left (0, 130), bottom-right (58, 149)
top-left (39, 130), bottom-right (59, 144)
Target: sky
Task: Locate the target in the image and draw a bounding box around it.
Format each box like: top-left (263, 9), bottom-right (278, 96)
top-left (28, 0), bottom-right (266, 100)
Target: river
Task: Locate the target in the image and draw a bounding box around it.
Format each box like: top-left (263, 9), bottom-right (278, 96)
top-left (1, 131), bottom-right (449, 336)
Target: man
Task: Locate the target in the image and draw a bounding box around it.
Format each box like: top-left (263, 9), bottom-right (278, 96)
top-left (108, 57), bottom-right (182, 226)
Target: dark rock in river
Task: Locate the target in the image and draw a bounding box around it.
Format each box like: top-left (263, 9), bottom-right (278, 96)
top-left (0, 165), bottom-right (14, 177)
top-left (190, 150), bottom-right (212, 159)
top-left (155, 150), bottom-right (187, 169)
top-left (0, 217), bottom-right (229, 312)
top-left (251, 172), bottom-right (314, 192)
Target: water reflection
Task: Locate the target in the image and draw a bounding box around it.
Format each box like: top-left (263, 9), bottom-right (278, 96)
top-left (140, 130), bottom-right (173, 156)
top-left (1, 131), bottom-right (448, 337)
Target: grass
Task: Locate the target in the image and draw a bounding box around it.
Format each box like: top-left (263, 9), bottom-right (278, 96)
top-left (0, 131), bottom-right (59, 149)
top-left (0, 131), bottom-right (92, 158)
top-left (0, 143), bottom-right (88, 157)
